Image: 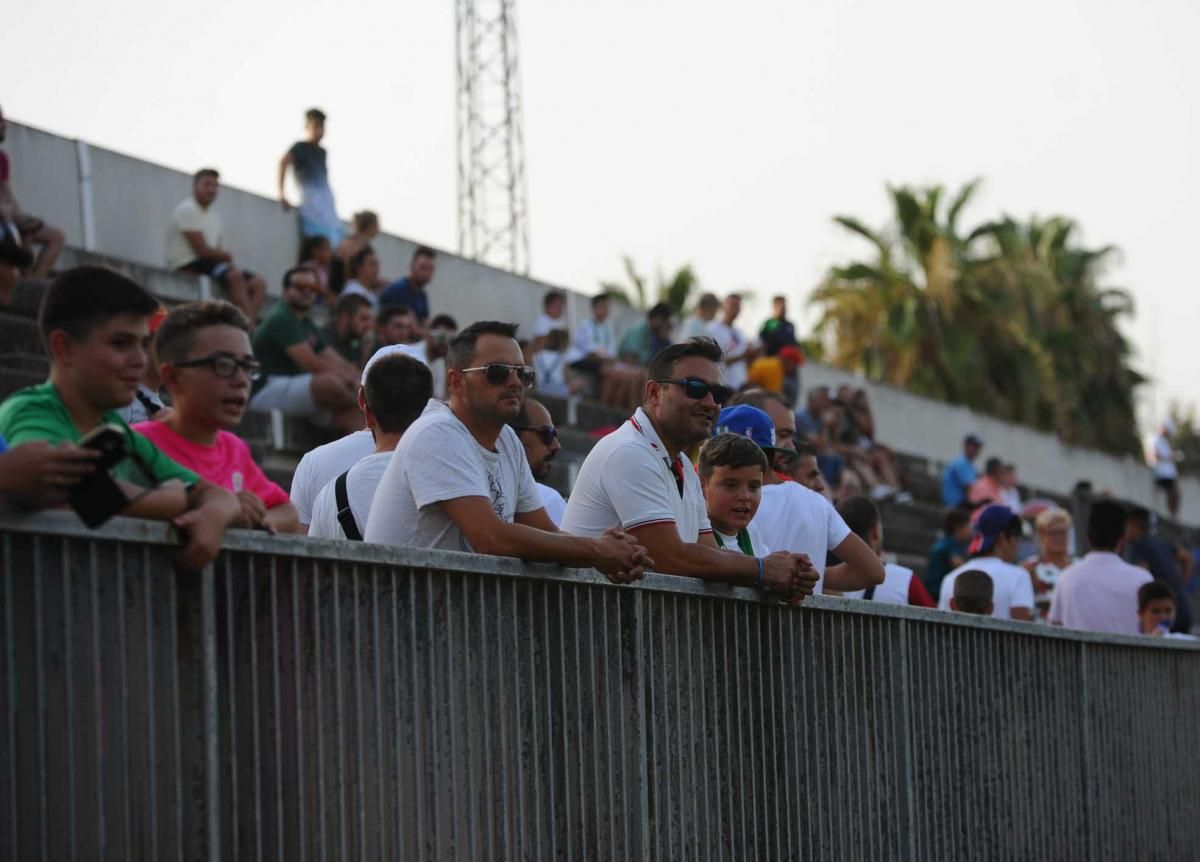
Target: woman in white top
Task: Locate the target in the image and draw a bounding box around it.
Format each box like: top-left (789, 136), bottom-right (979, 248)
top-left (340, 245), bottom-right (384, 310)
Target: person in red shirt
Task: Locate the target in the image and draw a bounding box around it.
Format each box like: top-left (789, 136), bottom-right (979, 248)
top-left (134, 300), bottom-right (302, 533)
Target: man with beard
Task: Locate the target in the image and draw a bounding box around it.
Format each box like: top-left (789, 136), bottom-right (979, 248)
top-left (561, 337), bottom-right (816, 600)
top-left (509, 396), bottom-right (568, 527)
top-left (364, 321), bottom-right (651, 582)
top-left (249, 266), bottom-right (361, 433)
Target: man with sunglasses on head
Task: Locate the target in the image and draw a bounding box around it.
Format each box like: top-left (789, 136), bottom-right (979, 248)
top-left (134, 301), bottom-right (303, 534)
top-left (509, 396), bottom-right (567, 527)
top-left (364, 321), bottom-right (651, 581)
top-left (561, 337), bottom-right (817, 600)
top-left (249, 266), bottom-right (362, 434)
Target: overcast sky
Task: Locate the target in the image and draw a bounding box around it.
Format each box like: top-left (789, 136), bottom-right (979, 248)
top-left (5, 0), bottom-right (1197, 427)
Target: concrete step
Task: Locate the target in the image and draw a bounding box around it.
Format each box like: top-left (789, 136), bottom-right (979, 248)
top-left (0, 313), bottom-right (46, 356)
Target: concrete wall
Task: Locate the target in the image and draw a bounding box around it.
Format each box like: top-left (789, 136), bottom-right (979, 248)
top-left (8, 119), bottom-right (1197, 523)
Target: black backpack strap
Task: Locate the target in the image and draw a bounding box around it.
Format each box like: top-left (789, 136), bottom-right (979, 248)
top-left (335, 470), bottom-right (362, 541)
top-left (863, 584), bottom-right (877, 601)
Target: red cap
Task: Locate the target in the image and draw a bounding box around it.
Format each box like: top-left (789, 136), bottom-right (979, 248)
top-left (148, 306), bottom-right (168, 333)
top-left (779, 345), bottom-right (805, 366)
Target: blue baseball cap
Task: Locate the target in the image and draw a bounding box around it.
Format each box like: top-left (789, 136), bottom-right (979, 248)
top-left (713, 405), bottom-right (796, 460)
top-left (969, 504), bottom-right (1021, 555)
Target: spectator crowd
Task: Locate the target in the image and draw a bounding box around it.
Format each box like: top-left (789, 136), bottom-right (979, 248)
top-left (0, 104), bottom-right (1195, 643)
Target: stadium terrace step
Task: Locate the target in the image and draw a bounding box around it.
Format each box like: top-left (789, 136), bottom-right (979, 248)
top-left (0, 312), bottom-right (45, 356)
top-left (877, 497), bottom-right (945, 558)
top-left (0, 366), bottom-right (47, 401)
top-left (55, 247), bottom-right (212, 306)
top-left (535, 393), bottom-right (630, 434)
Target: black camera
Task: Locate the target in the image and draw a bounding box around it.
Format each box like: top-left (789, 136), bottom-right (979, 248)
top-left (68, 424), bottom-right (133, 528)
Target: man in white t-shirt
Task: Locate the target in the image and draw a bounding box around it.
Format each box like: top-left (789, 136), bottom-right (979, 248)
top-left (705, 294), bottom-right (756, 391)
top-left (166, 168), bottom-right (265, 319)
top-left (718, 405), bottom-right (884, 594)
top-left (1049, 500), bottom-right (1151, 634)
top-left (509, 396), bottom-right (568, 527)
top-left (561, 338), bottom-right (814, 598)
top-left (363, 321), bottom-right (649, 580)
top-left (938, 505), bottom-right (1035, 621)
top-left (395, 314), bottom-right (457, 400)
top-left (836, 496), bottom-right (936, 606)
top-left (678, 293), bottom-right (720, 341)
top-left (308, 352), bottom-right (433, 539)
top-left (533, 290), bottom-right (567, 348)
top-left (1153, 421), bottom-right (1181, 518)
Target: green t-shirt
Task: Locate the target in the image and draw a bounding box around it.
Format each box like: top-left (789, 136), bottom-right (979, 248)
top-left (251, 301), bottom-right (327, 392)
top-left (0, 382), bottom-right (199, 486)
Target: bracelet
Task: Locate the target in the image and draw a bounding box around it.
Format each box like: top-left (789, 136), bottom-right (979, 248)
top-left (755, 557), bottom-right (764, 588)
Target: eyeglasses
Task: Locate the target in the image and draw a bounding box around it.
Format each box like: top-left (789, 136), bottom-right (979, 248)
top-left (513, 424), bottom-right (558, 445)
top-left (653, 377), bottom-right (733, 406)
top-left (174, 353), bottom-right (262, 381)
top-left (461, 363), bottom-right (537, 387)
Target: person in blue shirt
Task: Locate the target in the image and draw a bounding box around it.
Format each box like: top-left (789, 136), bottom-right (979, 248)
top-left (379, 246), bottom-right (437, 330)
top-left (942, 433), bottom-right (983, 506)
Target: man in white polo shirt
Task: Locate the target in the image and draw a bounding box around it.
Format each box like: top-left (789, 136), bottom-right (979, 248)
top-left (307, 351), bottom-right (433, 539)
top-left (561, 337), bottom-right (814, 598)
top-left (938, 505), bottom-right (1035, 621)
top-left (363, 321), bottom-right (649, 580)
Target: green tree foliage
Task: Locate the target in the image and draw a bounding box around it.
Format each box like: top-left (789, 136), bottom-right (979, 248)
top-left (601, 256), bottom-right (701, 317)
top-left (810, 181), bottom-right (1144, 455)
top-left (1168, 402), bottom-right (1200, 477)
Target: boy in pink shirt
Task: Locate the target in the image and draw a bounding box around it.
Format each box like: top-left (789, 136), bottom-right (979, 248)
top-left (135, 301), bottom-right (302, 533)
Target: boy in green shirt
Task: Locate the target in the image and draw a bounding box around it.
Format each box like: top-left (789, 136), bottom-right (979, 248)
top-left (0, 266), bottom-right (241, 570)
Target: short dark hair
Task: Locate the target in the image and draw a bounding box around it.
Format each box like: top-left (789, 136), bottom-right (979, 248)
top-left (730, 388), bottom-right (787, 412)
top-left (697, 293), bottom-right (720, 310)
top-left (412, 245), bottom-right (437, 263)
top-left (39, 266), bottom-right (160, 349)
top-left (429, 313), bottom-right (458, 330)
top-left (155, 300), bottom-right (250, 364)
top-left (299, 234), bottom-right (330, 263)
top-left (792, 440), bottom-right (818, 460)
top-left (646, 336), bottom-right (724, 381)
top-left (1138, 580), bottom-right (1175, 611)
top-left (953, 570), bottom-right (994, 614)
top-left (364, 354), bottom-right (433, 435)
top-left (352, 210), bottom-right (378, 232)
top-left (1087, 500), bottom-right (1129, 551)
top-left (984, 457), bottom-right (1004, 477)
top-left (377, 303), bottom-right (412, 326)
top-left (281, 266), bottom-right (314, 290)
top-left (193, 168), bottom-right (219, 183)
top-left (838, 496), bottom-right (881, 541)
top-left (1127, 506), bottom-right (1152, 530)
top-left (647, 302), bottom-right (673, 322)
top-left (447, 320), bottom-right (519, 370)
top-left (591, 293), bottom-right (610, 308)
top-left (543, 290), bottom-right (566, 310)
top-left (305, 108), bottom-right (326, 123)
top-left (698, 433), bottom-right (769, 481)
top-left (772, 294), bottom-right (787, 303)
top-left (348, 245), bottom-right (376, 278)
top-left (334, 292), bottom-right (372, 319)
top-left (943, 508), bottom-right (972, 535)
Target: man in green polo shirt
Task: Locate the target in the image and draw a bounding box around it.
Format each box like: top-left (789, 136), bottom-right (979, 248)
top-left (248, 266), bottom-right (361, 433)
top-left (0, 266), bottom-right (241, 570)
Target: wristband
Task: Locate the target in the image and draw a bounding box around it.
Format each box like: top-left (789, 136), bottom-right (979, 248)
top-left (755, 557), bottom-right (764, 588)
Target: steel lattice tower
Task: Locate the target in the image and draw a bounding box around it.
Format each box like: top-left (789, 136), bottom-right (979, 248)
top-left (456, 0), bottom-right (530, 275)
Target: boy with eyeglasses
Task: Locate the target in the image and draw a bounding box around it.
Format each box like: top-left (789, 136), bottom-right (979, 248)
top-left (364, 321), bottom-right (652, 583)
top-left (0, 267), bottom-right (241, 570)
top-left (562, 337), bottom-right (816, 600)
top-left (134, 301), bottom-right (302, 534)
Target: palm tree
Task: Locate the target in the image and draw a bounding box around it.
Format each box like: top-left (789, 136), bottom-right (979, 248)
top-left (810, 181), bottom-right (1144, 455)
top-left (600, 256), bottom-right (701, 317)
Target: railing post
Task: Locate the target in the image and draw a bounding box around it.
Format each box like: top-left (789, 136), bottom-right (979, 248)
top-left (201, 563), bottom-right (221, 860)
top-left (1079, 642), bottom-right (1097, 860)
top-left (897, 619), bottom-right (917, 862)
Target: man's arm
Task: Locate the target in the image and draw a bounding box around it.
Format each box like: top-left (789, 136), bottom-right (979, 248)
top-left (173, 480), bottom-right (242, 571)
top-left (624, 522), bottom-right (803, 593)
top-left (264, 502), bottom-right (304, 534)
top-left (823, 534), bottom-right (886, 591)
top-left (277, 152), bottom-right (294, 208)
top-left (317, 345), bottom-right (362, 380)
top-left (180, 230), bottom-right (231, 262)
top-left (437, 496), bottom-right (646, 577)
top-left (284, 342), bottom-right (358, 381)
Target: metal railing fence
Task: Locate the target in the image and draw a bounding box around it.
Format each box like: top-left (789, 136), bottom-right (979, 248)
top-left (3, 511), bottom-right (1199, 860)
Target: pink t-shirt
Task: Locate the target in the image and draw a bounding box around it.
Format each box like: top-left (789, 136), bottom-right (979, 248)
top-left (133, 421), bottom-right (290, 509)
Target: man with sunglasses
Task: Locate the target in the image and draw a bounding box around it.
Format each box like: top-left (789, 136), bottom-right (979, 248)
top-left (509, 396), bottom-right (567, 527)
top-left (249, 266), bottom-right (362, 434)
top-left (365, 321), bottom-right (651, 581)
top-left (134, 301), bottom-right (303, 534)
top-left (561, 337), bottom-right (816, 600)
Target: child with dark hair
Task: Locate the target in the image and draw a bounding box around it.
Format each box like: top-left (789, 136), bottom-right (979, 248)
top-left (0, 267), bottom-right (241, 568)
top-left (951, 570), bottom-right (994, 615)
top-left (698, 433), bottom-right (771, 556)
top-left (135, 301), bottom-right (301, 534)
top-left (925, 507), bottom-right (972, 601)
top-left (837, 496), bottom-right (936, 606)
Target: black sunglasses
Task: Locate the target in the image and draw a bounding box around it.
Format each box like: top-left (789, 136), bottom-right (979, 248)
top-left (653, 377), bottom-right (732, 406)
top-left (174, 352), bottom-right (262, 381)
top-left (513, 424), bottom-right (558, 445)
top-left (462, 363), bottom-right (537, 387)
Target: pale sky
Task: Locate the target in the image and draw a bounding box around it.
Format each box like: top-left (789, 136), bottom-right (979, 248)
top-left (5, 0), bottom-right (1198, 427)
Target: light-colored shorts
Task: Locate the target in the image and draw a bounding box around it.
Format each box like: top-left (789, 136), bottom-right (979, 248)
top-left (249, 374), bottom-right (328, 423)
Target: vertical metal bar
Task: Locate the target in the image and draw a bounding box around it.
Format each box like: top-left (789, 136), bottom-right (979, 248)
top-left (313, 562), bottom-right (327, 862)
top-left (1080, 643), bottom-right (1098, 861)
top-left (407, 574), bottom-right (425, 859)
top-left (116, 546), bottom-right (132, 858)
top-left (270, 559), bottom-right (285, 862)
top-left (332, 564), bottom-right (347, 861)
top-left (61, 541), bottom-right (78, 859)
top-left (167, 546), bottom-right (184, 862)
top-left (248, 560), bottom-right (263, 861)
top-left (291, 559), bottom-right (307, 862)
top-left (201, 563), bottom-right (221, 861)
top-left (352, 565), bottom-right (366, 860)
top-left (89, 542), bottom-right (106, 860)
top-left (3, 536), bottom-right (17, 861)
top-left (371, 569), bottom-right (385, 861)
top-left (632, 590), bottom-right (650, 859)
top-left (224, 556), bottom-right (241, 859)
top-left (33, 538), bottom-right (49, 862)
top-left (897, 619), bottom-right (916, 861)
